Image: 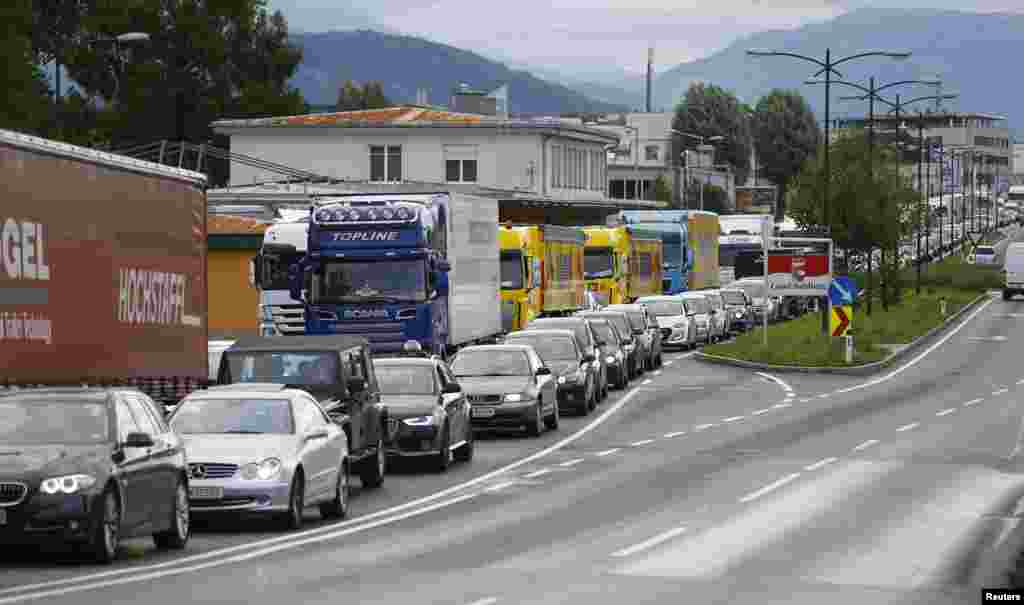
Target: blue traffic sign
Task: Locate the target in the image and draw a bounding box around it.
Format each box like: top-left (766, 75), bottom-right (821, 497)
top-left (829, 276), bottom-right (856, 306)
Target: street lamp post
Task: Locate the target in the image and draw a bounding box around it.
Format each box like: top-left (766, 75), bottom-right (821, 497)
top-left (102, 32), bottom-right (151, 107)
top-left (671, 130), bottom-right (725, 211)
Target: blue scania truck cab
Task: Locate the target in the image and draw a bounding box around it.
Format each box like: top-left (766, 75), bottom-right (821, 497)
top-left (615, 210), bottom-right (691, 294)
top-left (290, 192), bottom-right (501, 356)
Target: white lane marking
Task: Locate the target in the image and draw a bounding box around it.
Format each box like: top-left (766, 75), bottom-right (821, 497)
top-left (464, 598), bottom-right (499, 605)
top-left (896, 423), bottom-right (920, 432)
top-left (663, 431), bottom-right (687, 438)
top-left (0, 381), bottom-right (651, 600)
top-left (0, 491), bottom-right (481, 605)
top-left (799, 398), bottom-right (811, 403)
top-left (665, 361), bottom-right (674, 366)
top-left (964, 398), bottom-right (984, 407)
top-left (611, 525), bottom-right (689, 558)
top-left (739, 473), bottom-right (802, 503)
top-left (994, 388), bottom-right (1009, 395)
top-left (596, 448), bottom-right (620, 457)
top-left (772, 403), bottom-right (792, 409)
top-left (1017, 379), bottom-right (1024, 385)
top-left (805, 457), bottom-right (838, 472)
top-left (679, 386), bottom-right (704, 390)
top-left (654, 370), bottom-right (663, 376)
top-left (485, 480), bottom-right (519, 492)
top-left (936, 408), bottom-right (956, 417)
top-left (834, 298), bottom-right (994, 395)
top-left (695, 423), bottom-right (717, 431)
top-left (852, 439), bottom-right (879, 452)
top-left (722, 416), bottom-right (745, 423)
top-left (755, 371), bottom-right (794, 394)
top-left (752, 407), bottom-right (773, 416)
top-left (642, 379), bottom-right (653, 385)
top-left (522, 469), bottom-right (552, 479)
top-left (558, 458), bottom-right (585, 467)
top-left (631, 439), bottom-right (655, 446)
top-left (818, 394), bottom-right (830, 399)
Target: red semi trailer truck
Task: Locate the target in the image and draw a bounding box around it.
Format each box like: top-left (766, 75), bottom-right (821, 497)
top-left (0, 128), bottom-right (209, 405)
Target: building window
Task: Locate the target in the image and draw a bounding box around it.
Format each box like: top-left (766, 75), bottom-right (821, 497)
top-left (445, 159), bottom-right (477, 183)
top-left (645, 145), bottom-right (660, 161)
top-left (370, 145), bottom-right (402, 182)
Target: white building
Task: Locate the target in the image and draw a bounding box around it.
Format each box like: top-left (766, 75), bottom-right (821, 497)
top-left (1013, 142), bottom-right (1024, 183)
top-left (211, 106), bottom-right (624, 207)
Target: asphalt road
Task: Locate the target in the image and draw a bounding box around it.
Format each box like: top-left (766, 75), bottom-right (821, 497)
top-left (4, 244), bottom-right (1024, 604)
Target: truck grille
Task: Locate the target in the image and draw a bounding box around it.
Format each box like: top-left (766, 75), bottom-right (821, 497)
top-left (189, 463), bottom-right (238, 480)
top-left (468, 394), bottom-right (502, 404)
top-left (270, 304), bottom-right (306, 335)
top-left (0, 482), bottom-right (27, 507)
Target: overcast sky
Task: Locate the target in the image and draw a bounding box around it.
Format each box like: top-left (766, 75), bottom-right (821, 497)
top-left (269, 1), bottom-right (1024, 75)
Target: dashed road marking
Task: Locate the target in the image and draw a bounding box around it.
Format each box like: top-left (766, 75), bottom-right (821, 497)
top-left (936, 408), bottom-right (956, 417)
top-left (642, 379), bottom-right (653, 385)
top-left (818, 394), bottom-right (830, 399)
top-left (595, 448), bottom-right (620, 457)
top-left (772, 403), bottom-right (792, 409)
top-left (464, 598), bottom-right (499, 605)
top-left (695, 423), bottom-right (717, 431)
top-left (722, 416), bottom-right (745, 423)
top-left (484, 481), bottom-right (518, 492)
top-left (1017, 379), bottom-right (1024, 385)
top-left (664, 361), bottom-right (674, 366)
top-left (679, 386), bottom-right (704, 390)
top-left (523, 469), bottom-right (552, 479)
top-left (752, 407), bottom-right (773, 416)
top-left (663, 431), bottom-right (686, 438)
top-left (739, 472), bottom-right (802, 503)
top-left (654, 371), bottom-right (663, 376)
top-left (631, 439), bottom-right (655, 446)
top-left (852, 439), bottom-right (879, 452)
top-left (896, 422), bottom-right (920, 432)
top-left (558, 458), bottom-right (585, 468)
top-left (805, 457), bottom-right (838, 472)
top-left (994, 388), bottom-right (1009, 395)
top-left (964, 398), bottom-right (984, 407)
top-left (611, 525), bottom-right (689, 558)
top-left (799, 398), bottom-right (811, 403)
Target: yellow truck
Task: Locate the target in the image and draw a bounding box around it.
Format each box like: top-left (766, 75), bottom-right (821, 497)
top-left (685, 211), bottom-right (721, 290)
top-left (499, 224), bottom-right (586, 332)
top-left (583, 226), bottom-right (664, 306)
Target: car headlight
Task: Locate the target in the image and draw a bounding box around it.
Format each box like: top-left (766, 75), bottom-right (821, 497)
top-left (402, 415), bottom-right (436, 426)
top-left (503, 393), bottom-right (524, 402)
top-left (240, 457), bottom-right (283, 481)
top-left (605, 355), bottom-right (616, 364)
top-left (734, 311), bottom-right (743, 319)
top-left (40, 474), bottom-right (96, 495)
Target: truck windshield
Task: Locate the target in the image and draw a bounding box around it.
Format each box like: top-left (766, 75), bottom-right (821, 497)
top-left (261, 251), bottom-right (303, 291)
top-left (315, 259), bottom-right (427, 303)
top-left (500, 251), bottom-right (524, 290)
top-left (227, 351), bottom-right (338, 385)
top-left (584, 248), bottom-right (614, 278)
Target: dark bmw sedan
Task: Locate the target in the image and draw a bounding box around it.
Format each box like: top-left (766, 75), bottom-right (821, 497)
top-left (0, 388), bottom-right (190, 563)
top-left (376, 357), bottom-right (474, 471)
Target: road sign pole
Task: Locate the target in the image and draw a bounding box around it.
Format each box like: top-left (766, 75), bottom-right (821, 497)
top-left (763, 236), bottom-right (770, 346)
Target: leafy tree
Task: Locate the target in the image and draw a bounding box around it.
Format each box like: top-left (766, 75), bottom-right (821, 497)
top-left (671, 82), bottom-right (752, 185)
top-left (0, 1), bottom-right (52, 133)
top-left (752, 89), bottom-right (821, 218)
top-left (62, 0), bottom-right (308, 148)
top-left (336, 80), bottom-right (391, 111)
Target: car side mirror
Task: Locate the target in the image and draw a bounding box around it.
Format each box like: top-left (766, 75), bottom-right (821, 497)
top-left (347, 377), bottom-right (366, 394)
top-left (582, 353), bottom-right (596, 363)
top-left (535, 366), bottom-right (552, 376)
top-left (442, 382), bottom-right (461, 394)
top-left (124, 432), bottom-right (154, 448)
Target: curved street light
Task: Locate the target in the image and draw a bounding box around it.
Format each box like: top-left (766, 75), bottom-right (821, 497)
top-left (102, 32), bottom-right (151, 106)
top-left (671, 130), bottom-right (726, 210)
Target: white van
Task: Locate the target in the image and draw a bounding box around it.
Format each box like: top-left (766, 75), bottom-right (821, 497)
top-left (1004, 243), bottom-right (1024, 300)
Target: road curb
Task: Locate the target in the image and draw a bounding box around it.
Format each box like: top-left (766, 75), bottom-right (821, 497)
top-left (694, 292), bottom-right (990, 376)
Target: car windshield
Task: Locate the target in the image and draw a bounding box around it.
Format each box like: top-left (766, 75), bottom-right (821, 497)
top-left (451, 350), bottom-right (531, 377)
top-left (721, 290), bottom-right (747, 305)
top-left (641, 300), bottom-right (685, 316)
top-left (0, 399), bottom-right (109, 444)
top-left (584, 248), bottom-right (614, 279)
top-left (590, 314), bottom-right (631, 339)
top-left (506, 334), bottom-right (578, 361)
top-left (589, 321), bottom-right (620, 345)
top-left (170, 398), bottom-right (294, 435)
top-left (375, 364), bottom-right (437, 395)
top-left (313, 259), bottom-right (427, 303)
top-left (500, 251), bottom-right (524, 290)
top-left (227, 351), bottom-right (338, 386)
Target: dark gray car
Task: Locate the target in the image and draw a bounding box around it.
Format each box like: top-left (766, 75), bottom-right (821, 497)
top-left (574, 310), bottom-right (640, 380)
top-left (605, 304), bottom-right (663, 371)
top-left (579, 317), bottom-right (630, 390)
top-left (524, 317), bottom-right (608, 402)
top-left (504, 329), bottom-right (599, 416)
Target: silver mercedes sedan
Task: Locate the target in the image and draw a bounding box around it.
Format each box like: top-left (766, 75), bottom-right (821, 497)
top-left (168, 383), bottom-right (350, 530)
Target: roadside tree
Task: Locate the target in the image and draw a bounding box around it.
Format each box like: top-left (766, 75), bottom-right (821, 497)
top-left (752, 89), bottom-right (820, 218)
top-left (671, 82), bottom-right (752, 185)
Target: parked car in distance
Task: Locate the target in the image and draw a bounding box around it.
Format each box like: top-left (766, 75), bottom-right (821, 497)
top-left (697, 290), bottom-right (729, 342)
top-left (636, 295), bottom-right (694, 350)
top-left (677, 293), bottom-right (713, 345)
top-left (504, 329), bottom-right (599, 416)
top-left (719, 288), bottom-right (753, 333)
top-left (580, 317), bottom-right (630, 389)
top-left (730, 278), bottom-right (780, 323)
top-left (523, 317), bottom-right (608, 402)
top-left (605, 303), bottom-right (663, 371)
top-left (169, 384), bottom-right (350, 530)
top-left (0, 387), bottom-right (190, 562)
top-left (575, 310), bottom-right (641, 379)
top-left (374, 355), bottom-right (473, 471)
top-left (449, 345), bottom-right (559, 436)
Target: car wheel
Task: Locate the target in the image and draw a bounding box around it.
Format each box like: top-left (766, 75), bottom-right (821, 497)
top-left (436, 424), bottom-right (452, 472)
top-left (1004, 290), bottom-right (1012, 301)
top-left (526, 400), bottom-right (545, 437)
top-left (545, 399), bottom-right (559, 430)
top-left (154, 479), bottom-right (190, 549)
top-left (90, 487), bottom-right (120, 564)
top-left (283, 471), bottom-right (305, 531)
top-left (319, 461), bottom-right (349, 520)
top-left (617, 368), bottom-right (629, 390)
top-left (360, 439), bottom-right (385, 488)
top-left (454, 425), bottom-right (474, 463)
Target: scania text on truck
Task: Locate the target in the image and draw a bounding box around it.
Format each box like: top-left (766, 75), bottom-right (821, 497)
top-left (0, 128), bottom-right (208, 405)
top-left (582, 226), bottom-right (664, 305)
top-left (499, 224), bottom-right (586, 332)
top-left (252, 216), bottom-right (309, 335)
top-left (615, 210), bottom-right (691, 294)
top-left (291, 192), bottom-right (502, 356)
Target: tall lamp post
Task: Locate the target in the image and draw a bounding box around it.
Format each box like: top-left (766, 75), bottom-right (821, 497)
top-left (623, 125), bottom-right (640, 200)
top-left (99, 32), bottom-right (151, 107)
top-left (672, 130), bottom-right (724, 211)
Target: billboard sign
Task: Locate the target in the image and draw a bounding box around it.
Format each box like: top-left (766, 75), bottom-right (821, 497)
top-left (766, 250), bottom-right (831, 297)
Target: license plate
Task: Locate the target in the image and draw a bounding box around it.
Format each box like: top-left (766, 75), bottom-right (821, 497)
top-left (472, 407), bottom-right (495, 418)
top-left (189, 486), bottom-right (223, 500)
top-left (0, 509), bottom-right (6, 525)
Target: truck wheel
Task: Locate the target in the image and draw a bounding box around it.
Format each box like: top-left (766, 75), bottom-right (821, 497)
top-left (436, 425), bottom-right (452, 472)
top-left (526, 401), bottom-right (545, 437)
top-left (360, 439), bottom-right (386, 488)
top-left (319, 461), bottom-right (349, 520)
top-left (544, 400), bottom-right (559, 431)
